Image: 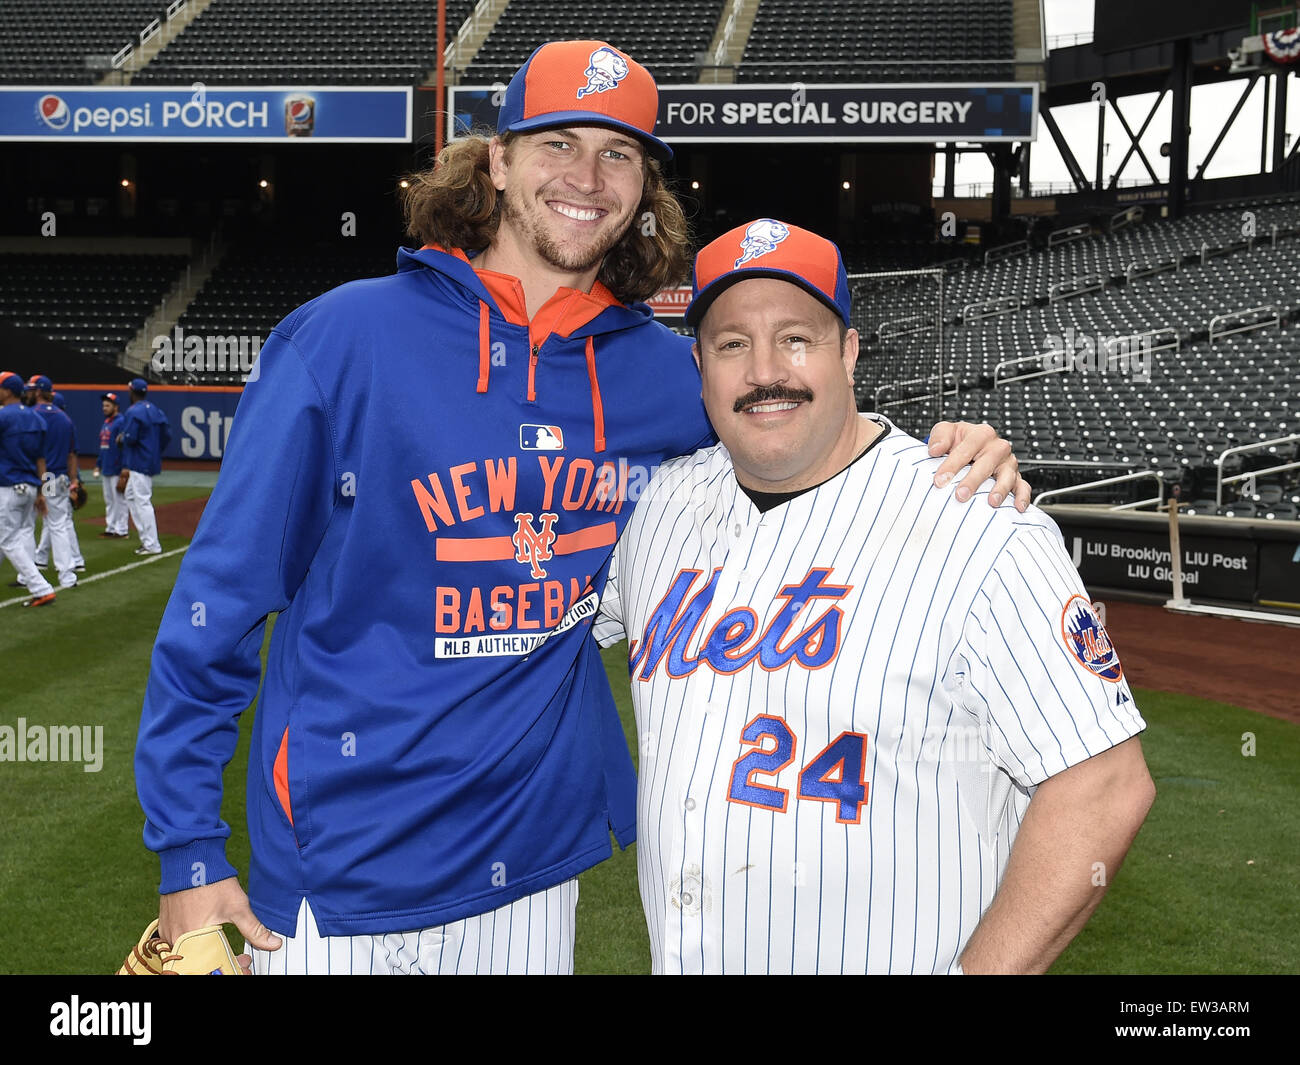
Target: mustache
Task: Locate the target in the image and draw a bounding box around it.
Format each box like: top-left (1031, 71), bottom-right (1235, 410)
top-left (733, 385), bottom-right (814, 413)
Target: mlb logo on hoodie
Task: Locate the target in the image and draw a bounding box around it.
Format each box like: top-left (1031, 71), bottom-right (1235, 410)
top-left (520, 424), bottom-right (564, 451)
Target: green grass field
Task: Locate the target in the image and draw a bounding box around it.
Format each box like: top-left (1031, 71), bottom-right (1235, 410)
top-left (1, 484), bottom-right (1296, 974)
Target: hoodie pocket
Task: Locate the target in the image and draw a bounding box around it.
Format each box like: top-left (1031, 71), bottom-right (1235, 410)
top-left (273, 719), bottom-right (313, 849)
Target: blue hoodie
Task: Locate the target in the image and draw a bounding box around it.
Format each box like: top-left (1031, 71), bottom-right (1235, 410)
top-left (0, 403), bottom-right (46, 486)
top-left (135, 246), bottom-right (713, 936)
top-left (99, 412), bottom-right (126, 477)
top-left (33, 402), bottom-right (75, 476)
top-left (121, 398), bottom-right (171, 475)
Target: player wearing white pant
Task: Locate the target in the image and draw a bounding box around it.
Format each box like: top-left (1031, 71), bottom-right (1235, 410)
top-left (37, 474), bottom-right (79, 589)
top-left (96, 391), bottom-right (130, 537)
top-left (0, 486), bottom-right (55, 601)
top-left (25, 380), bottom-right (81, 589)
top-left (101, 474), bottom-right (129, 535)
top-left (132, 46), bottom-right (1028, 979)
top-left (250, 879), bottom-right (579, 975)
top-left (595, 223), bottom-right (1155, 974)
top-left (35, 507), bottom-right (85, 569)
top-left (0, 373), bottom-right (56, 605)
top-left (123, 470), bottom-right (160, 553)
top-left (118, 379), bottom-right (170, 556)
top-left (25, 375), bottom-right (84, 572)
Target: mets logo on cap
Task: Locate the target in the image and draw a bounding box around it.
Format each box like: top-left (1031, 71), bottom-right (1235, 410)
top-left (576, 46), bottom-right (629, 99)
top-left (1060, 595), bottom-right (1123, 682)
top-left (38, 94), bottom-right (70, 130)
top-left (735, 219), bottom-right (790, 268)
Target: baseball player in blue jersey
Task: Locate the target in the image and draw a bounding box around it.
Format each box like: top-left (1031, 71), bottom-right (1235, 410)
top-left (118, 378), bottom-right (171, 556)
top-left (20, 375), bottom-right (81, 591)
top-left (0, 373), bottom-right (57, 606)
top-left (595, 222), bottom-right (1156, 973)
top-left (95, 391), bottom-right (129, 538)
top-left (28, 375), bottom-right (86, 574)
top-left (133, 42), bottom-right (1031, 976)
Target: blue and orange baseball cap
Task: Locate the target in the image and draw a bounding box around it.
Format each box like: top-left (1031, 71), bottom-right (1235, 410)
top-left (0, 372), bottom-right (24, 395)
top-left (497, 40), bottom-right (672, 162)
top-left (28, 373), bottom-right (52, 392)
top-left (685, 219), bottom-right (852, 329)
top-left (128, 377), bottom-right (148, 392)
top-left (101, 391), bottom-right (119, 403)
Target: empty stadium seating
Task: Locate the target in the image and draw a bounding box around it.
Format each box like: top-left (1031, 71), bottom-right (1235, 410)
top-left (851, 198), bottom-right (1300, 508)
top-left (137, 0), bottom-right (476, 85)
top-left (0, 0), bottom-right (166, 84)
top-left (739, 0), bottom-right (1015, 82)
top-left (0, 252), bottom-right (187, 360)
top-left (172, 240), bottom-right (396, 382)
top-left (464, 0), bottom-right (726, 84)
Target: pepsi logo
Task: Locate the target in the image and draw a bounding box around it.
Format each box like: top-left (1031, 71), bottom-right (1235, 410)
top-left (38, 94), bottom-right (70, 130)
top-left (288, 100), bottom-right (312, 121)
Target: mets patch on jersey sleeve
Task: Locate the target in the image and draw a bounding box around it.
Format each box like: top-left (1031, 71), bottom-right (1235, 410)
top-left (1060, 594), bottom-right (1123, 682)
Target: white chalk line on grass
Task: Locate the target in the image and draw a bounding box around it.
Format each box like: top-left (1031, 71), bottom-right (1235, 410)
top-left (0, 546), bottom-right (189, 610)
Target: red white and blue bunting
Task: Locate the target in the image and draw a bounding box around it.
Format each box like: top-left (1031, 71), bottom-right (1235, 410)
top-left (1263, 28), bottom-right (1300, 63)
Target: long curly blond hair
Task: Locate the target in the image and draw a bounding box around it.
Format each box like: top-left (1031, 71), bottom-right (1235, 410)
top-left (401, 132), bottom-right (692, 305)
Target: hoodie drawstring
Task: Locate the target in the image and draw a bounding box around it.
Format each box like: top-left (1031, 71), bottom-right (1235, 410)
top-left (584, 336), bottom-right (606, 454)
top-left (475, 296), bottom-right (605, 454)
top-left (476, 300), bottom-right (491, 394)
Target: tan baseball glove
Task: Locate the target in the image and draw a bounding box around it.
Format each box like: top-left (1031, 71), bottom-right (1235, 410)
top-left (117, 919), bottom-right (247, 975)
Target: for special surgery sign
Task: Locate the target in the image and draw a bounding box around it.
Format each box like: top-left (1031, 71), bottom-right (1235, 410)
top-left (450, 83), bottom-right (1037, 145)
top-left (0, 85), bottom-right (411, 142)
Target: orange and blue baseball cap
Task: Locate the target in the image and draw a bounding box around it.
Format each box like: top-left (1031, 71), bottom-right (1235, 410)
top-left (685, 219), bottom-right (852, 329)
top-left (497, 40), bottom-right (672, 161)
top-left (0, 372), bottom-right (24, 395)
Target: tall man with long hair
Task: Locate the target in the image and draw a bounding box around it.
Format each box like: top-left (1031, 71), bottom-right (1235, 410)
top-left (133, 40), bottom-right (1027, 975)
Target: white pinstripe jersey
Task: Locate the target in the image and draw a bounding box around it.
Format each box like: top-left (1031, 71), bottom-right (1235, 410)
top-left (595, 416), bottom-right (1145, 974)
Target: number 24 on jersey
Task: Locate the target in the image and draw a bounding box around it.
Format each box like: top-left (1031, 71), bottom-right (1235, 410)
top-left (727, 714), bottom-right (869, 824)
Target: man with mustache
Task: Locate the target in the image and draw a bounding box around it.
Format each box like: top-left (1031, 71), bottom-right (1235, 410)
top-left (596, 221), bottom-right (1155, 974)
top-left (133, 43), bottom-right (1029, 975)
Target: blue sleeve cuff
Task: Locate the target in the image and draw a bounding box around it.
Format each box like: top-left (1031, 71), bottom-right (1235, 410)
top-left (157, 839), bottom-right (239, 895)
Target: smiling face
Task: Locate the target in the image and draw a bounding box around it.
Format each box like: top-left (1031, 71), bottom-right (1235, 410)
top-left (488, 126), bottom-right (646, 281)
top-left (695, 277), bottom-right (865, 493)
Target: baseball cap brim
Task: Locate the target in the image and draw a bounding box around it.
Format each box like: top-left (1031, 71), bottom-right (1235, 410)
top-left (504, 111), bottom-right (673, 162)
top-left (686, 267), bottom-right (850, 329)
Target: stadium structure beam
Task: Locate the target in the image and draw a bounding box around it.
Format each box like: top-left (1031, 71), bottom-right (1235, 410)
top-left (435, 0), bottom-right (447, 156)
top-left (1095, 99), bottom-right (1105, 191)
top-left (1107, 91), bottom-right (1165, 188)
top-left (1261, 74), bottom-right (1271, 175)
top-left (1192, 70), bottom-right (1261, 182)
top-left (1272, 72), bottom-right (1289, 172)
top-left (1040, 108), bottom-right (1091, 192)
top-left (1168, 40), bottom-right (1192, 218)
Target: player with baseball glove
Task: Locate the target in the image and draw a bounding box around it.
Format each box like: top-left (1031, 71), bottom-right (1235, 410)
top-left (131, 40), bottom-right (1031, 976)
top-left (117, 919), bottom-right (247, 975)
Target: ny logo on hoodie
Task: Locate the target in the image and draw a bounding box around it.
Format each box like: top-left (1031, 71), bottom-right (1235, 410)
top-left (513, 512), bottom-right (559, 579)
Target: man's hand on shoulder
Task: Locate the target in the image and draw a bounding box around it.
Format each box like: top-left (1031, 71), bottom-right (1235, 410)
top-left (927, 420), bottom-right (1031, 512)
top-left (160, 878), bottom-right (283, 975)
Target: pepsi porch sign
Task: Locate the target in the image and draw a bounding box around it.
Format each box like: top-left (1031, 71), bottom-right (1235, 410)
top-left (0, 86), bottom-right (412, 142)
